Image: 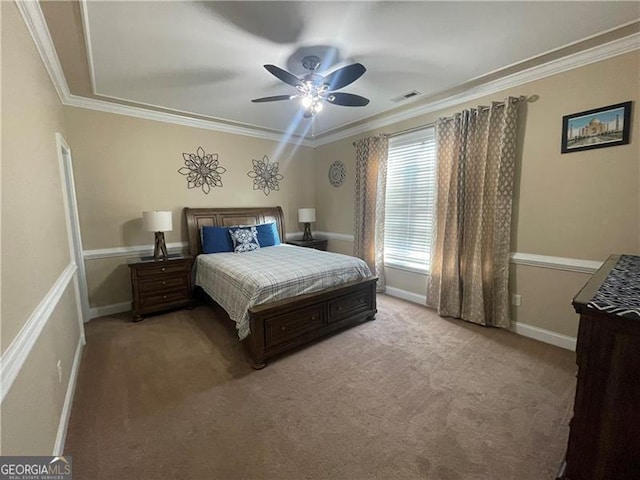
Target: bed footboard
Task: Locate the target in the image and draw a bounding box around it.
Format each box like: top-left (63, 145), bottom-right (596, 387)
top-left (246, 277), bottom-right (377, 369)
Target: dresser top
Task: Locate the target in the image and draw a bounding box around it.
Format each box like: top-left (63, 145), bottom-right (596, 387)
top-left (573, 254), bottom-right (640, 320)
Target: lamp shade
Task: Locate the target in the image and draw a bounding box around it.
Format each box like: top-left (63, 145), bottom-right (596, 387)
top-left (142, 211), bottom-right (173, 232)
top-left (298, 208), bottom-right (316, 223)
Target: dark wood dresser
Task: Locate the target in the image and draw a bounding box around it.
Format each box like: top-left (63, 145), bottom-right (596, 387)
top-left (128, 255), bottom-right (193, 321)
top-left (560, 254), bottom-right (640, 480)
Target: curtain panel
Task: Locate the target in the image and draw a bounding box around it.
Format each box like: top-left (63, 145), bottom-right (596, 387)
top-left (353, 135), bottom-right (388, 292)
top-left (428, 97), bottom-right (521, 328)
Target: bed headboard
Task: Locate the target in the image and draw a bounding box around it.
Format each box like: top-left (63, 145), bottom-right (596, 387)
top-left (184, 206), bottom-right (286, 256)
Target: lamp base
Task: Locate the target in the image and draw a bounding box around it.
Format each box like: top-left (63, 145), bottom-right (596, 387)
top-left (153, 231), bottom-right (169, 260)
top-left (302, 223), bottom-right (313, 241)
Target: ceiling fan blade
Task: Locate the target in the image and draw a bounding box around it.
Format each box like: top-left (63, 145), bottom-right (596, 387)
top-left (251, 95), bottom-right (293, 103)
top-left (326, 92), bottom-right (370, 107)
top-left (323, 63), bottom-right (366, 90)
top-left (263, 64), bottom-right (305, 88)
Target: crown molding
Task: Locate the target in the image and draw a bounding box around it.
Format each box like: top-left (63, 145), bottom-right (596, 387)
top-left (16, 1), bottom-right (314, 148)
top-left (64, 94), bottom-right (315, 147)
top-left (313, 32), bottom-right (640, 146)
top-left (15, 0), bottom-right (71, 101)
top-left (17, 1), bottom-right (639, 149)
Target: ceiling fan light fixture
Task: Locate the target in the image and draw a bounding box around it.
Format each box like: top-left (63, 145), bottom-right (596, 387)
top-left (252, 56), bottom-right (369, 119)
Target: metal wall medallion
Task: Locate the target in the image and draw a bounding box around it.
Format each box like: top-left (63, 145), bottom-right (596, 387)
top-left (328, 160), bottom-right (346, 187)
top-left (247, 155), bottom-right (284, 196)
top-left (178, 146), bottom-right (226, 194)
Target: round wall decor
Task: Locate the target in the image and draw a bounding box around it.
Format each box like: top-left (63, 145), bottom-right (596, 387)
top-left (328, 160), bottom-right (346, 187)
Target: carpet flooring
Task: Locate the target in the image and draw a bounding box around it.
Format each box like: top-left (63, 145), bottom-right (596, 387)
top-left (64, 294), bottom-right (576, 480)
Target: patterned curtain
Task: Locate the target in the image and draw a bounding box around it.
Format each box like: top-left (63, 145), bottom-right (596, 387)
top-left (428, 97), bottom-right (521, 327)
top-left (353, 135), bottom-right (388, 292)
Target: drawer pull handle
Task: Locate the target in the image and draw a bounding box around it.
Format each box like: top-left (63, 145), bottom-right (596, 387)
top-left (338, 307), bottom-right (343, 311)
top-left (311, 316), bottom-right (316, 321)
top-left (162, 281), bottom-right (166, 286)
top-left (163, 295), bottom-right (167, 299)
top-left (281, 326), bottom-right (286, 331)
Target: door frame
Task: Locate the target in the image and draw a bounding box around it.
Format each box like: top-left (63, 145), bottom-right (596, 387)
top-left (56, 133), bottom-right (90, 333)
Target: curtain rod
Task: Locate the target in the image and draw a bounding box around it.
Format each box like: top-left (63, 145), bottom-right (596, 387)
top-left (352, 95), bottom-right (528, 145)
top-left (386, 122), bottom-right (436, 139)
top-left (437, 95), bottom-right (527, 122)
top-left (351, 123), bottom-right (435, 146)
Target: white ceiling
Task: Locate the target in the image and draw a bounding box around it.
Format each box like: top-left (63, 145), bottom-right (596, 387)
top-left (81, 1), bottom-right (639, 139)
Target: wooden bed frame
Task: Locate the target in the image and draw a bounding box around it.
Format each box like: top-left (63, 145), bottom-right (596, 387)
top-left (184, 206), bottom-right (378, 369)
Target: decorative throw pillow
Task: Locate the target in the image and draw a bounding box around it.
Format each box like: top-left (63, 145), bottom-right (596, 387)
top-left (255, 222), bottom-right (281, 247)
top-left (201, 226), bottom-right (233, 253)
top-left (229, 226), bottom-right (261, 253)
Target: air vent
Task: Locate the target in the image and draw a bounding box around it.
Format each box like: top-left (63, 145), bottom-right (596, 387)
top-left (391, 90), bottom-right (421, 103)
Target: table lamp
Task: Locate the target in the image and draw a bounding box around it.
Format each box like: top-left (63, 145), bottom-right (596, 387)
top-left (298, 208), bottom-right (316, 241)
top-left (142, 210), bottom-right (172, 260)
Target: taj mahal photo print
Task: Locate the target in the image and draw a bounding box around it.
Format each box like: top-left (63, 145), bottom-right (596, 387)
top-left (561, 101), bottom-right (632, 153)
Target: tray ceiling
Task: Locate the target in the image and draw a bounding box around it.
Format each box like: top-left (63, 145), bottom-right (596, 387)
top-left (42, 1), bottom-right (640, 141)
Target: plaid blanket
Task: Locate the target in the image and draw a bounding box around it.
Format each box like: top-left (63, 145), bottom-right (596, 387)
top-left (195, 244), bottom-right (373, 339)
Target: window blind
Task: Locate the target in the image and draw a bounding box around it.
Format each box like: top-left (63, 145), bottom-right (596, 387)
top-left (384, 127), bottom-right (437, 272)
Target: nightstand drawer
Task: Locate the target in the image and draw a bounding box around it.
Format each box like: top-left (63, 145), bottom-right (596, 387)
top-left (139, 289), bottom-right (190, 308)
top-left (127, 255), bottom-right (194, 321)
top-left (138, 276), bottom-right (188, 293)
top-left (135, 263), bottom-right (188, 278)
top-left (265, 305), bottom-right (325, 347)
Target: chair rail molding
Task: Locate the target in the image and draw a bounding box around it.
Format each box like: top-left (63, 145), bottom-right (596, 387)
top-left (0, 262), bottom-right (77, 402)
top-left (314, 231), bottom-right (355, 242)
top-left (510, 252), bottom-right (602, 274)
top-left (83, 242), bottom-right (188, 261)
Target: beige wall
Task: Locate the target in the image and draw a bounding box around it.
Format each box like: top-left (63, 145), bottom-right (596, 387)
top-left (1, 1), bottom-right (83, 454)
top-left (1, 286), bottom-right (81, 454)
top-left (63, 107), bottom-right (315, 307)
top-left (314, 51), bottom-right (640, 338)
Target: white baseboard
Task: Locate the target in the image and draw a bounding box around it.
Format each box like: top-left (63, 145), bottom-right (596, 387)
top-left (382, 286), bottom-right (576, 351)
top-left (384, 286), bottom-right (427, 306)
top-left (53, 336), bottom-right (84, 455)
top-left (510, 321), bottom-right (576, 351)
top-left (89, 301), bottom-right (131, 320)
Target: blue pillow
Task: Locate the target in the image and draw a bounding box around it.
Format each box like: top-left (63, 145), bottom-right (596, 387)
top-left (255, 222), bottom-right (281, 247)
top-left (201, 226), bottom-right (233, 253)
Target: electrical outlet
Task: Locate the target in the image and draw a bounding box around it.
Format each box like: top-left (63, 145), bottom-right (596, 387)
top-left (511, 294), bottom-right (522, 307)
top-left (57, 360), bottom-right (62, 383)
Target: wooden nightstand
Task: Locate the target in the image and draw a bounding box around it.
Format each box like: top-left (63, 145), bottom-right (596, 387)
top-left (287, 238), bottom-right (328, 251)
top-left (127, 255), bottom-right (194, 321)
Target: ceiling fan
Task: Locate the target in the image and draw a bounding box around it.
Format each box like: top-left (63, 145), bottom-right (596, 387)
top-left (251, 55), bottom-right (370, 117)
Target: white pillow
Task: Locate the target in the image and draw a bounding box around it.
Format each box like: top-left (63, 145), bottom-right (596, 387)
top-left (229, 226), bottom-right (261, 253)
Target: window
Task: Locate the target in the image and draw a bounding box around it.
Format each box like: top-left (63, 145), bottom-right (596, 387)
top-left (384, 127), bottom-right (437, 273)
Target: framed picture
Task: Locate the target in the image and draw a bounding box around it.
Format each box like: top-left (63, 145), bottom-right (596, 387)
top-left (561, 101), bottom-right (632, 153)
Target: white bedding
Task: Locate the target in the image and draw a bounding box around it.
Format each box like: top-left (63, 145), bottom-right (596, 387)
top-left (195, 244), bottom-right (372, 339)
